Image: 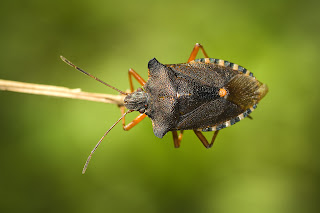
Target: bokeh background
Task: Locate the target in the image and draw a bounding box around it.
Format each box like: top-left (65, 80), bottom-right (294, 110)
top-left (1, 0), bottom-right (320, 212)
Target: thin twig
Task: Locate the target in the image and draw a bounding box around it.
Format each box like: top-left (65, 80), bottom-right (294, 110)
top-left (0, 79), bottom-right (125, 106)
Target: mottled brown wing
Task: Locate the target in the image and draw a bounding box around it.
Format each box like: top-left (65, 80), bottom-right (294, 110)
top-left (175, 98), bottom-right (243, 130)
top-left (167, 62), bottom-right (239, 88)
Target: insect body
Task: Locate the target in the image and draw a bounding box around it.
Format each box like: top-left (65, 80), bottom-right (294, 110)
top-left (61, 43), bottom-right (268, 173)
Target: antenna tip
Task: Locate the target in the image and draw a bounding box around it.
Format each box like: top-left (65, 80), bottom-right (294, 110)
top-left (82, 166), bottom-right (88, 174)
top-left (60, 56), bottom-right (69, 63)
top-left (60, 56), bottom-right (74, 68)
top-left (82, 155), bottom-right (92, 174)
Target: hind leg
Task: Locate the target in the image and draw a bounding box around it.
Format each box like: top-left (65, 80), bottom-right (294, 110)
top-left (193, 130), bottom-right (220, 148)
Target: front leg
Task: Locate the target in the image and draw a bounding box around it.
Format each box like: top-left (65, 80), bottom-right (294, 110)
top-left (119, 68), bottom-right (147, 130)
top-left (120, 105), bottom-right (147, 131)
top-left (128, 68), bottom-right (146, 92)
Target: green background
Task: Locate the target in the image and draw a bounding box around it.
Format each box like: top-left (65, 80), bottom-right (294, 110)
top-left (1, 0), bottom-right (320, 213)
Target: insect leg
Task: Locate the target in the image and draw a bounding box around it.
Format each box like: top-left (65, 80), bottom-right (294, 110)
top-left (210, 130), bottom-right (220, 147)
top-left (193, 130), bottom-right (220, 148)
top-left (119, 69), bottom-right (147, 128)
top-left (119, 105), bottom-right (147, 130)
top-left (120, 105), bottom-right (127, 127)
top-left (187, 43), bottom-right (209, 62)
top-left (193, 130), bottom-right (210, 148)
top-left (123, 113), bottom-right (147, 131)
top-left (128, 68), bottom-right (146, 92)
top-left (172, 130), bottom-right (184, 148)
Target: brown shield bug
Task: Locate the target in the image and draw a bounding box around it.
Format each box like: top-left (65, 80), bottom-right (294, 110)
top-left (61, 43), bottom-right (268, 173)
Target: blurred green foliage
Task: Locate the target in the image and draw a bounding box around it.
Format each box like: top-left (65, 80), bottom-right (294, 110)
top-left (1, 0), bottom-right (320, 213)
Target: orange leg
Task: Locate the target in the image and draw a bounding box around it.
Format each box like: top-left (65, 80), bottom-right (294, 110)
top-left (193, 130), bottom-right (220, 148)
top-left (123, 113), bottom-right (147, 131)
top-left (128, 68), bottom-right (146, 92)
top-left (187, 43), bottom-right (209, 63)
top-left (119, 68), bottom-right (147, 130)
top-left (120, 105), bottom-right (147, 131)
top-left (172, 130), bottom-right (184, 148)
top-left (120, 105), bottom-right (127, 127)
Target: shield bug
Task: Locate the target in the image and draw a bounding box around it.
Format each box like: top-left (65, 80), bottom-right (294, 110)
top-left (61, 43), bottom-right (268, 173)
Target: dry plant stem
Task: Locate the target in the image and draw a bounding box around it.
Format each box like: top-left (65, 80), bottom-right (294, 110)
top-left (0, 79), bottom-right (125, 105)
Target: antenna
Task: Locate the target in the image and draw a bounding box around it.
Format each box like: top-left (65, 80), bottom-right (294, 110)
top-left (82, 110), bottom-right (133, 174)
top-left (60, 56), bottom-right (128, 95)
